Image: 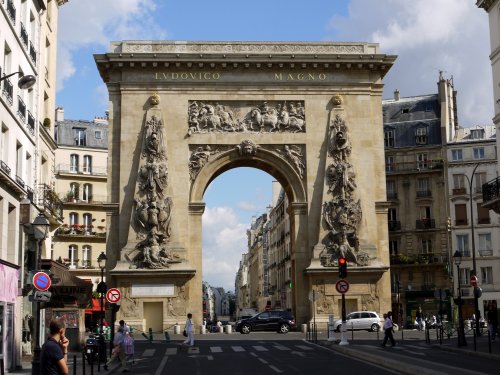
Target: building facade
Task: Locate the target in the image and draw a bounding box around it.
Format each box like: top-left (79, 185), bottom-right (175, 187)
top-left (382, 77), bottom-right (456, 327)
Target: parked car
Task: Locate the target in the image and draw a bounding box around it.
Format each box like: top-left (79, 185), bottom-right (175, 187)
top-left (333, 311), bottom-right (381, 332)
top-left (236, 310), bottom-right (296, 334)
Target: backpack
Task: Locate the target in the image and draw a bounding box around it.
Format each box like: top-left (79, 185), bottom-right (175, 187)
top-left (123, 334), bottom-right (134, 355)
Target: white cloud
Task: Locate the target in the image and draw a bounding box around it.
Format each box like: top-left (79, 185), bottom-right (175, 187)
top-left (56, 0), bottom-right (167, 90)
top-left (202, 206), bottom-right (248, 291)
top-left (327, 0), bottom-right (493, 126)
top-left (237, 201), bottom-right (259, 211)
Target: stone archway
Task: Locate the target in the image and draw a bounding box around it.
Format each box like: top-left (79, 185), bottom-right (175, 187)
top-left (95, 41), bottom-right (395, 330)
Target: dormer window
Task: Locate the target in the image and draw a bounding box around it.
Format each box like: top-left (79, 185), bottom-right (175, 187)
top-left (415, 127), bottom-right (427, 145)
top-left (471, 129), bottom-right (484, 139)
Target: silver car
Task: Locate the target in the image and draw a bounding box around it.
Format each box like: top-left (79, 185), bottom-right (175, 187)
top-left (333, 311), bottom-right (381, 332)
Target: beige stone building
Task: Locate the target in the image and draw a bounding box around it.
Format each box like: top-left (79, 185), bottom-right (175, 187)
top-left (246, 213), bottom-right (268, 311)
top-left (95, 41), bottom-right (395, 329)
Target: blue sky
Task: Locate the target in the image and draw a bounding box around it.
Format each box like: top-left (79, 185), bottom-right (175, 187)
top-left (56, 0), bottom-right (493, 291)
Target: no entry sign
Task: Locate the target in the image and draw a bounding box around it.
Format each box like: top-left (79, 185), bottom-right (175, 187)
top-left (106, 288), bottom-right (121, 303)
top-left (33, 272), bottom-right (51, 291)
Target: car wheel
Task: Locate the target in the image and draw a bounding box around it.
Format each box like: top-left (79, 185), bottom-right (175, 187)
top-left (279, 324), bottom-right (290, 334)
top-left (370, 323), bottom-right (379, 332)
top-left (241, 324), bottom-right (251, 334)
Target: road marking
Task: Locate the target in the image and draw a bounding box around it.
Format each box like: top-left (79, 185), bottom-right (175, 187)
top-left (154, 356), bottom-right (168, 375)
top-left (273, 345), bottom-right (290, 351)
top-left (269, 365), bottom-right (283, 373)
top-left (210, 346), bottom-right (222, 353)
top-left (295, 345), bottom-right (313, 351)
top-left (258, 358), bottom-right (268, 364)
top-left (231, 346), bottom-right (245, 352)
top-left (250, 352), bottom-right (258, 358)
top-left (291, 350), bottom-right (305, 357)
top-left (143, 349), bottom-right (155, 357)
top-left (403, 350), bottom-right (425, 356)
top-left (252, 345), bottom-right (268, 351)
top-left (404, 345), bottom-right (429, 350)
top-left (165, 348), bottom-right (177, 355)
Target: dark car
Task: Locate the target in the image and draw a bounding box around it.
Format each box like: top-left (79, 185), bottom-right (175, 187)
top-left (236, 310), bottom-right (296, 334)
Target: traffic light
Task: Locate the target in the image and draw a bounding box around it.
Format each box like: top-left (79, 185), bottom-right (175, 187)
top-left (338, 257), bottom-right (347, 279)
top-left (446, 217), bottom-right (451, 232)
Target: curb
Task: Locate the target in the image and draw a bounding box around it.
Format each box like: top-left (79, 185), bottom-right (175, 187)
top-left (432, 344), bottom-right (500, 361)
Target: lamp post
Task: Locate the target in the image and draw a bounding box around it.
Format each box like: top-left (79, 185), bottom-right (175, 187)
top-left (97, 252), bottom-right (107, 329)
top-left (463, 163), bottom-right (481, 336)
top-left (0, 71), bottom-right (37, 89)
top-left (31, 213), bottom-right (50, 375)
top-left (453, 250), bottom-right (467, 347)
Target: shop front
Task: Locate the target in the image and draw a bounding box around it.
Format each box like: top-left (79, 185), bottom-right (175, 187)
top-left (405, 290), bottom-right (452, 328)
top-left (0, 260), bottom-right (20, 372)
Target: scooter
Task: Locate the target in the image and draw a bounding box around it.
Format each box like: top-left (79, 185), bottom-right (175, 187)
top-left (84, 335), bottom-right (99, 364)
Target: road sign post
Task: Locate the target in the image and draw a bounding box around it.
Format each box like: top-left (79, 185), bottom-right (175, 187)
top-left (336, 279), bottom-right (350, 346)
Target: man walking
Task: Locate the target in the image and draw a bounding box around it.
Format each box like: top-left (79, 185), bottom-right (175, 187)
top-left (487, 305), bottom-right (498, 342)
top-left (381, 311), bottom-right (396, 347)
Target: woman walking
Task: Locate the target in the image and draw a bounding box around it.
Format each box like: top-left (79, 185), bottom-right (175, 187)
top-left (381, 311), bottom-right (396, 347)
top-left (181, 313), bottom-right (195, 347)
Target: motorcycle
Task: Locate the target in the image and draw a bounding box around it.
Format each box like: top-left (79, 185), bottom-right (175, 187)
top-left (84, 335), bottom-right (99, 364)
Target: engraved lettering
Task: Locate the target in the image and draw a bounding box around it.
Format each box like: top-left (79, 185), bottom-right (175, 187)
top-left (181, 73), bottom-right (188, 79)
top-left (162, 73), bottom-right (169, 79)
top-left (274, 73), bottom-right (283, 81)
top-left (297, 73), bottom-right (304, 80)
top-left (172, 72), bottom-right (179, 79)
top-left (287, 74), bottom-right (294, 81)
top-left (308, 73), bottom-right (315, 80)
top-left (319, 73), bottom-right (327, 80)
top-left (213, 73), bottom-right (220, 80)
top-left (203, 72), bottom-right (211, 80)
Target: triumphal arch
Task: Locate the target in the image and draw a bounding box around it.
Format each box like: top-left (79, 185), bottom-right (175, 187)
top-left (94, 41), bottom-right (396, 331)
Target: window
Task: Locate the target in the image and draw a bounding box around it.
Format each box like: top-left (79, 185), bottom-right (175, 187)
top-left (456, 234), bottom-right (470, 257)
top-left (386, 180), bottom-right (397, 199)
top-left (419, 206), bottom-right (431, 220)
top-left (453, 174), bottom-right (466, 189)
top-left (416, 153), bottom-right (428, 169)
top-left (480, 267), bottom-right (493, 284)
top-left (477, 203), bottom-right (490, 224)
top-left (471, 129), bottom-right (484, 139)
top-left (389, 240), bottom-right (398, 256)
top-left (459, 268), bottom-right (471, 286)
top-left (68, 245), bottom-right (78, 268)
top-left (386, 156), bottom-right (395, 172)
top-left (423, 272), bottom-right (434, 287)
top-left (95, 130), bottom-right (102, 139)
top-left (69, 212), bottom-right (78, 226)
top-left (83, 183), bottom-right (92, 202)
top-left (478, 233), bottom-right (492, 256)
top-left (388, 208), bottom-right (397, 221)
top-left (70, 154), bottom-right (79, 173)
top-left (83, 213), bottom-right (92, 233)
top-left (415, 127), bottom-right (427, 145)
top-left (74, 128), bottom-right (86, 146)
top-left (384, 130), bottom-right (394, 147)
top-left (83, 155), bottom-right (92, 173)
top-left (475, 172), bottom-right (487, 193)
top-left (82, 246), bottom-right (92, 268)
top-left (69, 182), bottom-right (79, 200)
top-left (421, 239), bottom-right (432, 254)
top-left (416, 178), bottom-right (430, 197)
top-left (451, 149), bottom-right (463, 161)
top-left (455, 204), bottom-right (467, 225)
top-left (473, 148), bottom-right (485, 159)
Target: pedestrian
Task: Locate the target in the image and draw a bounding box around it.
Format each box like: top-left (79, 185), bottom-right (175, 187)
top-left (119, 319), bottom-right (130, 333)
top-left (381, 311), bottom-right (396, 347)
top-left (123, 330), bottom-right (135, 366)
top-left (40, 318), bottom-right (70, 375)
top-left (487, 305), bottom-right (498, 342)
top-left (416, 307), bottom-right (423, 331)
top-left (180, 313), bottom-right (195, 347)
top-left (104, 326), bottom-right (129, 372)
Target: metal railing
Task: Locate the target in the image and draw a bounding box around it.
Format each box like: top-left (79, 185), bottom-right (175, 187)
top-left (0, 160), bottom-right (11, 175)
top-left (35, 183), bottom-right (64, 220)
top-left (20, 22), bottom-right (28, 47)
top-left (27, 111), bottom-right (35, 135)
top-left (29, 41), bottom-right (37, 64)
top-left (386, 191), bottom-right (398, 200)
top-left (416, 219), bottom-right (435, 229)
top-left (6, 0), bottom-right (16, 23)
top-left (385, 159), bottom-right (444, 174)
top-left (416, 190), bottom-right (432, 198)
top-left (17, 95), bottom-right (26, 121)
top-left (482, 176), bottom-right (500, 202)
top-left (479, 249), bottom-right (493, 257)
top-left (2, 77), bottom-right (13, 104)
top-left (56, 164), bottom-right (107, 176)
top-left (388, 220), bottom-right (401, 231)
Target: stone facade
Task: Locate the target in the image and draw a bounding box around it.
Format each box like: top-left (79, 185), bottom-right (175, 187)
top-left (94, 41), bottom-right (396, 328)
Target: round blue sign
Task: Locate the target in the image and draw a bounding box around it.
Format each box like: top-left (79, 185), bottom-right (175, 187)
top-left (33, 272), bottom-right (51, 291)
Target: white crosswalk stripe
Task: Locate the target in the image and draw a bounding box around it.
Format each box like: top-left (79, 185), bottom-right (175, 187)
top-left (231, 346), bottom-right (245, 352)
top-left (273, 345), bottom-right (290, 351)
top-left (142, 348), bottom-right (155, 357)
top-left (294, 345), bottom-right (313, 351)
top-left (165, 348), bottom-right (177, 355)
top-left (252, 345), bottom-right (268, 351)
top-left (210, 346), bottom-right (223, 353)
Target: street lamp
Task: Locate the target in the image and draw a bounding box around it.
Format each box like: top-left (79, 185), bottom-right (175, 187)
top-left (0, 71), bottom-right (37, 89)
top-left (453, 250), bottom-right (467, 347)
top-left (97, 251), bottom-right (107, 329)
top-left (462, 163), bottom-right (481, 336)
top-left (31, 213), bottom-right (50, 375)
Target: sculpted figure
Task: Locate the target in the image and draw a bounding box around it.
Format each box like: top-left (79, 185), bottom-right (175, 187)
top-left (283, 145), bottom-right (305, 179)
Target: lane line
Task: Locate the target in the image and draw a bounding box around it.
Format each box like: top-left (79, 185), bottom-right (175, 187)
top-left (258, 358), bottom-right (268, 364)
top-left (154, 356), bottom-right (168, 375)
top-left (252, 345), bottom-right (268, 351)
top-left (273, 345), bottom-right (290, 351)
top-left (231, 346), bottom-right (245, 352)
top-left (142, 348), bottom-right (155, 357)
top-left (269, 365), bottom-right (283, 373)
top-left (294, 345), bottom-right (313, 351)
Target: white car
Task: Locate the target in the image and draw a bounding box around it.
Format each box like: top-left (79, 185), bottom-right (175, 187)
top-left (333, 311), bottom-right (381, 332)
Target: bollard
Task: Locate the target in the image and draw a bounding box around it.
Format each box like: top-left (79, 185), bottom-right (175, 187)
top-left (149, 328), bottom-right (153, 342)
top-left (73, 355), bottom-right (76, 375)
top-left (174, 324), bottom-right (180, 335)
top-left (376, 327), bottom-right (379, 341)
top-left (328, 315), bottom-right (336, 342)
top-left (225, 325), bottom-right (232, 334)
top-left (473, 327), bottom-right (477, 351)
top-left (141, 332), bottom-right (149, 341)
top-left (301, 323), bottom-right (307, 334)
top-left (201, 325), bottom-right (206, 335)
top-left (164, 331), bottom-right (171, 343)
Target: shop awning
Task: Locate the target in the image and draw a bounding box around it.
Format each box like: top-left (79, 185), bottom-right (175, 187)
top-left (85, 298), bottom-right (105, 314)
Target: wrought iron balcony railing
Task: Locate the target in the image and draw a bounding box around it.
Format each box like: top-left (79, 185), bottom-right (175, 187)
top-left (2, 77), bottom-right (13, 104)
top-left (385, 159), bottom-right (444, 174)
top-left (29, 41), bottom-right (37, 64)
top-left (17, 95), bottom-right (26, 121)
top-left (416, 219), bottom-right (435, 229)
top-left (479, 249), bottom-right (493, 257)
top-left (7, 0), bottom-right (16, 23)
top-left (388, 220), bottom-right (401, 231)
top-left (0, 160), bottom-right (11, 175)
top-left (15, 175), bottom-right (25, 188)
top-left (27, 111), bottom-right (35, 135)
top-left (20, 22), bottom-right (28, 47)
top-left (56, 164), bottom-right (107, 176)
top-left (483, 176), bottom-right (500, 203)
top-left (387, 191), bottom-right (398, 200)
top-left (390, 253), bottom-right (448, 265)
top-left (36, 184), bottom-right (63, 220)
top-left (416, 190), bottom-right (432, 198)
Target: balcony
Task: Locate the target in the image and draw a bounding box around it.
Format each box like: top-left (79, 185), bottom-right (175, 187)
top-left (388, 220), bottom-right (401, 231)
top-left (384, 159), bottom-right (444, 174)
top-left (6, 0), bottom-right (16, 23)
top-left (56, 164), bottom-right (107, 177)
top-left (416, 190), bottom-right (432, 198)
top-left (390, 253), bottom-right (448, 265)
top-left (17, 95), bottom-right (26, 122)
top-left (27, 111), bottom-right (35, 135)
top-left (479, 249), bottom-right (493, 257)
top-left (2, 77), bottom-right (13, 104)
top-left (20, 22), bottom-right (28, 47)
top-left (452, 188), bottom-right (467, 195)
top-left (55, 225), bottom-right (106, 239)
top-left (15, 175), bottom-right (25, 188)
top-left (415, 219), bottom-right (435, 229)
top-left (387, 191), bottom-right (398, 200)
top-left (482, 177), bottom-right (500, 214)
top-left (0, 160), bottom-right (11, 175)
top-left (35, 184), bottom-right (63, 221)
top-left (29, 42), bottom-right (37, 64)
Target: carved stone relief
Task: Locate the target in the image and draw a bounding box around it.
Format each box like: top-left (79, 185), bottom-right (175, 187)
top-left (320, 113), bottom-right (368, 267)
top-left (120, 287), bottom-right (139, 318)
top-left (187, 101), bottom-right (305, 135)
top-left (130, 95), bottom-right (182, 269)
top-left (275, 145), bottom-right (306, 179)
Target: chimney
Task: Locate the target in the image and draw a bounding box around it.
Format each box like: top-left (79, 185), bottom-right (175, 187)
top-left (55, 107), bottom-right (64, 122)
top-left (394, 89), bottom-right (400, 101)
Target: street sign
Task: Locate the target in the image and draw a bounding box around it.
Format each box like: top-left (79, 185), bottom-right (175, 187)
top-left (434, 288), bottom-right (446, 300)
top-left (308, 290), bottom-right (319, 302)
top-left (470, 275), bottom-right (478, 287)
top-left (335, 279), bottom-right (349, 294)
top-left (31, 290), bottom-right (52, 302)
top-left (106, 288), bottom-right (121, 303)
top-left (33, 272), bottom-right (51, 291)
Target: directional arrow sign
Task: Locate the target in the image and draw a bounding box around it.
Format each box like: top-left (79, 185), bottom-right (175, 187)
top-left (106, 288), bottom-right (121, 303)
top-left (32, 290), bottom-right (52, 302)
top-left (33, 272), bottom-right (51, 291)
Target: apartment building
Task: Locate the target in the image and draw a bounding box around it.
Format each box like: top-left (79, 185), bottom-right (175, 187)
top-left (382, 77), bottom-right (456, 327)
top-left (52, 109), bottom-right (108, 302)
top-left (1, 0), bottom-right (66, 370)
top-left (447, 125), bottom-right (499, 318)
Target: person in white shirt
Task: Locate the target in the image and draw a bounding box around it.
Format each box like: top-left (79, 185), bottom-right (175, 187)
top-left (381, 311), bottom-right (396, 347)
top-left (181, 313), bottom-right (195, 347)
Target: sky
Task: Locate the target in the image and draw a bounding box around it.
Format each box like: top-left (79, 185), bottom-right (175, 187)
top-left (55, 0), bottom-right (494, 292)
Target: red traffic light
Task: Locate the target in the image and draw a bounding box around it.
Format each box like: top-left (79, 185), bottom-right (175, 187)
top-left (339, 257), bottom-right (346, 265)
top-left (338, 257), bottom-right (347, 279)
